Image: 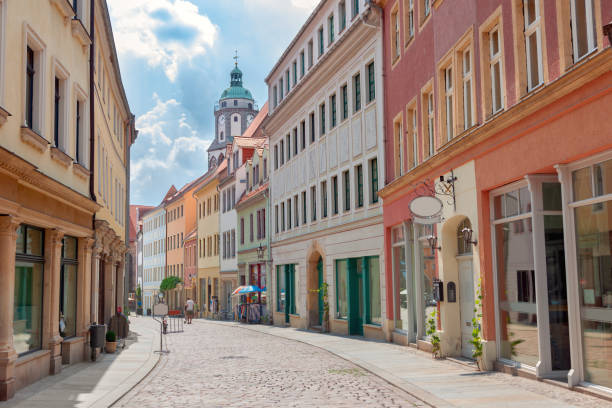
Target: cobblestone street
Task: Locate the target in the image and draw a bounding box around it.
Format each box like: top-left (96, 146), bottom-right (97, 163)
top-left (115, 319), bottom-right (422, 408)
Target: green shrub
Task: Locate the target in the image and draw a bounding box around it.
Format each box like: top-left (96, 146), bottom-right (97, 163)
top-left (426, 310), bottom-right (441, 358)
top-left (470, 278), bottom-right (484, 360)
top-left (105, 330), bottom-right (116, 342)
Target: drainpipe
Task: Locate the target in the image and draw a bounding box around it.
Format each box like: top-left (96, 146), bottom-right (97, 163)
top-left (89, 0), bottom-right (96, 208)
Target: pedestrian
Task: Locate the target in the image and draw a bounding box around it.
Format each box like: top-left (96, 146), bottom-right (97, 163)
top-left (109, 306), bottom-right (129, 348)
top-left (184, 297), bottom-right (195, 324)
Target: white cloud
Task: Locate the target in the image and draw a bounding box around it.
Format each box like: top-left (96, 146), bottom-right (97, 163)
top-left (131, 96), bottom-right (211, 204)
top-left (290, 0), bottom-right (320, 9)
top-left (108, 0), bottom-right (217, 81)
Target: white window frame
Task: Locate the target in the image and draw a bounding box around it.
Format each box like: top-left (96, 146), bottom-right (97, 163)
top-left (462, 47), bottom-right (474, 130)
top-left (408, 0), bottom-right (415, 39)
top-left (489, 25), bottom-right (504, 114)
top-left (524, 0), bottom-right (543, 91)
top-left (74, 83), bottom-right (89, 167)
top-left (444, 65), bottom-right (454, 142)
top-left (570, 0), bottom-right (597, 63)
top-left (427, 91), bottom-right (434, 157)
top-left (52, 59), bottom-right (70, 151)
top-left (393, 8), bottom-right (400, 59)
top-left (23, 24), bottom-right (46, 134)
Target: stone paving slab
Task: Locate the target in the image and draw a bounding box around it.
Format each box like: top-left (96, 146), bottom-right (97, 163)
top-left (0, 316), bottom-right (159, 408)
top-left (211, 321), bottom-right (611, 408)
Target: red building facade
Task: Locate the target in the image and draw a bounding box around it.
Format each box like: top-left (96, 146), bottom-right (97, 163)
top-left (377, 0), bottom-right (612, 394)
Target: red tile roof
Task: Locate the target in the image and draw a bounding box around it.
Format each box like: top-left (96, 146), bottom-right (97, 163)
top-left (237, 182), bottom-right (268, 207)
top-left (242, 102), bottom-right (268, 138)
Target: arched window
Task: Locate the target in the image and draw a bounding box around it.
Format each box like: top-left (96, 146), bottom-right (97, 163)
top-left (457, 218), bottom-right (472, 255)
top-left (209, 156), bottom-right (217, 168)
top-left (220, 131), bottom-right (224, 141)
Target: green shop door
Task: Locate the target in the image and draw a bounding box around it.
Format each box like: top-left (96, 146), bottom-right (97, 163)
top-left (317, 257), bottom-right (323, 325)
top-left (284, 265), bottom-right (295, 324)
top-left (348, 258), bottom-right (364, 335)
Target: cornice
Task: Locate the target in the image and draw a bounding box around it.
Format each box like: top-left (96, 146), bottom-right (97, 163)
top-left (379, 48), bottom-right (612, 203)
top-left (0, 146), bottom-right (99, 213)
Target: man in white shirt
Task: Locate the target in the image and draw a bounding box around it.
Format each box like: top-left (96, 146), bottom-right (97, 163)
top-left (185, 298), bottom-right (195, 324)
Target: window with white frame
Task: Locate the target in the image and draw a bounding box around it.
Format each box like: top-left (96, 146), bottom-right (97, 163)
top-left (489, 25), bottom-right (504, 114)
top-left (570, 0), bottom-right (597, 62)
top-left (392, 6), bottom-right (400, 61)
top-left (461, 48), bottom-right (474, 130)
top-left (443, 65), bottom-right (454, 142)
top-left (52, 63), bottom-right (69, 151)
top-left (404, 0), bottom-right (415, 43)
top-left (424, 90), bottom-right (434, 157)
top-left (393, 115), bottom-right (404, 177)
top-left (407, 106), bottom-right (418, 168)
top-left (24, 30), bottom-right (45, 134)
top-left (75, 87), bottom-right (88, 166)
top-left (524, 0), bottom-right (543, 91)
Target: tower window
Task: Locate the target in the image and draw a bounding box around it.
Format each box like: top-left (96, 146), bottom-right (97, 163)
top-left (248, 103), bottom-right (252, 109)
top-left (222, 101), bottom-right (227, 107)
top-left (234, 116), bottom-right (238, 122)
top-left (234, 100), bottom-right (237, 106)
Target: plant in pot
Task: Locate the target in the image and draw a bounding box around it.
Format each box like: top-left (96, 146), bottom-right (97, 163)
top-left (105, 330), bottom-right (117, 353)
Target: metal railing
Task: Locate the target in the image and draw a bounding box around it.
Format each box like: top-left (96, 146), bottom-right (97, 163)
top-left (163, 314), bottom-right (184, 334)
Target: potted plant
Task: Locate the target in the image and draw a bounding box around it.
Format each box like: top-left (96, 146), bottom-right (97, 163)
top-left (105, 330), bottom-right (117, 353)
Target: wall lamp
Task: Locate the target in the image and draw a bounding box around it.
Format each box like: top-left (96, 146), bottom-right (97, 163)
top-left (462, 227), bottom-right (478, 247)
top-left (427, 235), bottom-right (441, 251)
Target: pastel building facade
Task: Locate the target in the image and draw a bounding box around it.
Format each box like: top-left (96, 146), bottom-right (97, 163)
top-left (141, 206), bottom-right (166, 315)
top-left (267, 0), bottom-right (387, 338)
top-left (376, 0), bottom-right (612, 394)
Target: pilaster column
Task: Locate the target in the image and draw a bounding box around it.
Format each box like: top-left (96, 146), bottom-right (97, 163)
top-left (44, 228), bottom-right (64, 375)
top-left (90, 244), bottom-right (102, 325)
top-left (103, 255), bottom-right (114, 325)
top-left (77, 238), bottom-right (94, 338)
top-left (0, 216), bottom-right (19, 401)
top-left (116, 258), bottom-right (125, 312)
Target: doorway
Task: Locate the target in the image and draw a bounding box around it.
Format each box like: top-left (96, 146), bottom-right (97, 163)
top-left (458, 257), bottom-right (475, 358)
top-left (348, 258), bottom-right (364, 336)
top-left (317, 257), bottom-right (323, 325)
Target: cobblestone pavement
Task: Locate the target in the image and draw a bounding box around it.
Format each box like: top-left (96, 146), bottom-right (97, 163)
top-left (114, 319), bottom-right (423, 408)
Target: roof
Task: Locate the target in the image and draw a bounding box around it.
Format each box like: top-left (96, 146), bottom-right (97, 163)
top-left (129, 205), bottom-right (154, 241)
top-left (165, 173), bottom-right (209, 206)
top-left (194, 158), bottom-right (228, 195)
top-left (241, 102), bottom-right (268, 138)
top-left (161, 185), bottom-right (177, 204)
top-left (220, 86), bottom-right (253, 100)
top-left (236, 182), bottom-right (268, 208)
top-left (184, 228), bottom-right (197, 242)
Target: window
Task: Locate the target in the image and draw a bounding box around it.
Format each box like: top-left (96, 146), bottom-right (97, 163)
top-left (275, 205), bottom-right (279, 233)
top-left (300, 120), bottom-right (306, 150)
top-left (308, 40), bottom-right (314, 68)
top-left (339, 1), bottom-right (347, 32)
top-left (524, 0), bottom-right (543, 91)
top-left (286, 70), bottom-right (290, 93)
top-left (320, 103), bottom-right (326, 136)
top-left (280, 78), bottom-right (284, 100)
top-left (250, 213), bottom-right (254, 241)
top-left (353, 73), bottom-right (361, 112)
top-left (329, 14), bottom-right (335, 45)
top-left (292, 61), bottom-right (297, 86)
top-left (352, 0), bottom-right (359, 18)
top-left (14, 225), bottom-right (44, 355)
top-left (240, 218), bottom-right (244, 244)
top-left (330, 94), bottom-right (337, 128)
top-left (274, 145), bottom-right (278, 169)
top-left (421, 0), bottom-right (431, 23)
top-left (336, 259), bottom-right (348, 319)
top-left (300, 51), bottom-right (305, 78)
top-left (356, 164), bottom-right (364, 208)
top-left (231, 230), bottom-right (235, 257)
top-left (332, 175), bottom-right (339, 215)
top-left (54, 76), bottom-right (65, 148)
top-left (321, 180), bottom-right (328, 218)
top-left (286, 134), bottom-right (291, 161)
top-left (311, 185), bottom-right (317, 221)
top-left (367, 62), bottom-right (375, 103)
top-left (309, 112), bottom-right (315, 143)
top-left (343, 170), bottom-right (351, 211)
top-left (60, 236), bottom-right (78, 338)
top-left (281, 202), bottom-right (285, 231)
top-left (393, 115), bottom-right (404, 177)
top-left (318, 27), bottom-right (324, 57)
top-left (571, 0), bottom-right (597, 62)
top-left (263, 159), bottom-right (267, 179)
top-left (280, 139), bottom-right (285, 166)
top-left (370, 158), bottom-right (379, 203)
top-left (302, 190), bottom-right (307, 224)
top-left (489, 25), bottom-right (504, 114)
top-left (443, 65), bottom-right (454, 142)
top-left (287, 199), bottom-right (292, 229)
top-left (461, 48), bottom-right (474, 130)
top-left (75, 99), bottom-right (84, 164)
top-left (273, 86), bottom-right (278, 108)
top-left (341, 84), bottom-right (348, 120)
top-left (404, 0), bottom-right (415, 43)
top-left (392, 7), bottom-right (400, 61)
top-left (293, 128), bottom-right (298, 156)
top-left (294, 195), bottom-right (299, 227)
top-left (234, 99), bottom-right (238, 106)
top-left (423, 88), bottom-right (434, 157)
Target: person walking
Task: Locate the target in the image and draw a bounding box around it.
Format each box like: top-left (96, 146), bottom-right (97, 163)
top-left (185, 297), bottom-right (195, 324)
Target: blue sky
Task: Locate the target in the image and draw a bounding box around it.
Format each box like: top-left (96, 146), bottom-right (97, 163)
top-left (108, 0), bottom-right (319, 206)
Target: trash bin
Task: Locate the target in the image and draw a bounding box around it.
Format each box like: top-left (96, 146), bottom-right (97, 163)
top-left (89, 324), bottom-right (105, 349)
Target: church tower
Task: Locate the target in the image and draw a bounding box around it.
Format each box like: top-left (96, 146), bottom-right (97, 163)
top-left (208, 54), bottom-right (259, 167)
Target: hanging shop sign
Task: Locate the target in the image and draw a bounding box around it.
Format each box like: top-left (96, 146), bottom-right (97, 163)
top-left (409, 195), bottom-right (443, 224)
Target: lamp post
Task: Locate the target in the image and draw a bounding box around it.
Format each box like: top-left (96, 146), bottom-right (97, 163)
top-left (461, 227), bottom-right (478, 247)
top-left (427, 235), bottom-right (441, 251)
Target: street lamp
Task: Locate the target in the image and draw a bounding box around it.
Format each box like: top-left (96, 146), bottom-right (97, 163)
top-left (461, 227), bottom-right (478, 247)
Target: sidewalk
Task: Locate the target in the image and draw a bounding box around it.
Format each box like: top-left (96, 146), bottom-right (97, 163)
top-left (0, 316), bottom-right (159, 408)
top-left (208, 320), bottom-right (610, 408)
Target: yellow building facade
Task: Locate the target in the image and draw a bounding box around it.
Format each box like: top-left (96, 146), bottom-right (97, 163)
top-left (194, 161), bottom-right (223, 317)
top-left (91, 0), bottom-right (136, 328)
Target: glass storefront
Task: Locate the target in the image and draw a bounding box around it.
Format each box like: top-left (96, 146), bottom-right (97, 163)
top-left (336, 260), bottom-right (348, 319)
top-left (367, 257), bottom-right (381, 325)
top-left (416, 224), bottom-right (437, 340)
top-left (572, 158), bottom-right (612, 389)
top-left (14, 225), bottom-right (44, 355)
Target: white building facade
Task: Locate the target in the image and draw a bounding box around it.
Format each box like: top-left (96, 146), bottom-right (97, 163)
top-left (267, 0), bottom-right (387, 339)
top-left (142, 206), bottom-right (166, 315)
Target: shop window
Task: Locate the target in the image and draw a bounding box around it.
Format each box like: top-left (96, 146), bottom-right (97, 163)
top-left (60, 236), bottom-right (78, 338)
top-left (336, 260), bottom-right (349, 319)
top-left (14, 225), bottom-right (44, 355)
